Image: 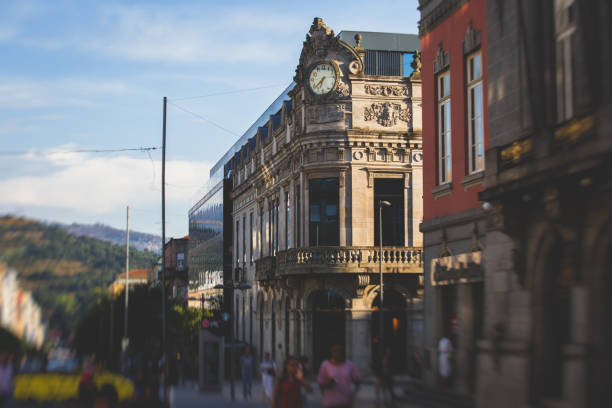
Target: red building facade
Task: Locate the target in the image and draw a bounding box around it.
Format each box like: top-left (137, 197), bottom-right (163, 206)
top-left (418, 0), bottom-right (489, 396)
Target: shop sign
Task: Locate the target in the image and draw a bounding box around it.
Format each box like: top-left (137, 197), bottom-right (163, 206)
top-left (431, 251), bottom-right (484, 286)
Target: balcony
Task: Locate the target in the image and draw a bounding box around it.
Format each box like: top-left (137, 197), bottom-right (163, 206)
top-left (255, 246), bottom-right (423, 281)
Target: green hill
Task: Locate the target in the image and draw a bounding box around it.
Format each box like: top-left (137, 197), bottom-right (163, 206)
top-left (0, 216), bottom-right (158, 337)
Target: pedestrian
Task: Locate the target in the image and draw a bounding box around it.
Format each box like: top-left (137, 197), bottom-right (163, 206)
top-left (382, 347), bottom-right (397, 402)
top-left (317, 344), bottom-right (361, 408)
top-left (240, 346), bottom-right (254, 400)
top-left (0, 352), bottom-right (14, 408)
top-left (260, 352), bottom-right (277, 402)
top-left (370, 349), bottom-right (384, 405)
top-left (272, 356), bottom-right (312, 408)
top-left (438, 333), bottom-right (454, 388)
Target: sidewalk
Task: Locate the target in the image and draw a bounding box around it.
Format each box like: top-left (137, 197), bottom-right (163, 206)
top-left (170, 379), bottom-right (429, 408)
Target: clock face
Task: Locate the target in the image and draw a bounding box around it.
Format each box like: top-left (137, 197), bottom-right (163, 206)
top-left (309, 63), bottom-right (336, 95)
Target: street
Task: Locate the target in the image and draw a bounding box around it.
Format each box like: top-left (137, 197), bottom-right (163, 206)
top-left (169, 379), bottom-right (467, 408)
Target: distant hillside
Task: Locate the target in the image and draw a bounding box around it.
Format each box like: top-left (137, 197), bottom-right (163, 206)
top-left (59, 222), bottom-right (162, 253)
top-left (0, 216), bottom-right (158, 336)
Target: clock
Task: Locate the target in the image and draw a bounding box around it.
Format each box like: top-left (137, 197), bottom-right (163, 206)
top-left (308, 62), bottom-right (336, 95)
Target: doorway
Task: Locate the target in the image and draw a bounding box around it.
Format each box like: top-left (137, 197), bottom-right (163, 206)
top-left (371, 290), bottom-right (407, 373)
top-left (312, 290), bottom-right (346, 369)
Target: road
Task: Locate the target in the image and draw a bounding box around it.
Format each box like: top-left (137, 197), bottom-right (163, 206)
top-left (169, 380), bottom-right (446, 408)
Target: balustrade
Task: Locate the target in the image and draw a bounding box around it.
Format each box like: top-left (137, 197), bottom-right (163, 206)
top-left (255, 246), bottom-right (423, 280)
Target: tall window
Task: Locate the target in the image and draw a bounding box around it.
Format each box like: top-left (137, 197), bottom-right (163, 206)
top-left (438, 71), bottom-right (451, 184)
top-left (235, 220), bottom-right (239, 265)
top-left (249, 212), bottom-right (253, 264)
top-left (296, 186), bottom-right (301, 247)
top-left (242, 214), bottom-right (246, 265)
top-left (554, 0), bottom-right (576, 122)
top-left (274, 199), bottom-right (280, 254)
top-left (374, 179), bottom-right (404, 246)
top-left (285, 191), bottom-right (290, 249)
top-left (467, 52), bottom-right (484, 173)
top-left (259, 207), bottom-right (264, 258)
top-left (268, 203), bottom-right (273, 255)
top-left (309, 178), bottom-right (339, 246)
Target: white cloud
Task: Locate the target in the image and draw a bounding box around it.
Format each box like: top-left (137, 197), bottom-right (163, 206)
top-left (0, 150), bottom-right (211, 217)
top-left (0, 78), bottom-right (134, 109)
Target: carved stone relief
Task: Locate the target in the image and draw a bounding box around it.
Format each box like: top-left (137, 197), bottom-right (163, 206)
top-left (364, 102), bottom-right (411, 127)
top-left (331, 80), bottom-right (350, 98)
top-left (364, 85), bottom-right (409, 96)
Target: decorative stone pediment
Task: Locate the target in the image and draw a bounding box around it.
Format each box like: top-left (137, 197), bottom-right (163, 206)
top-left (293, 17), bottom-right (363, 85)
top-left (463, 21), bottom-right (482, 55)
top-left (433, 44), bottom-right (450, 74)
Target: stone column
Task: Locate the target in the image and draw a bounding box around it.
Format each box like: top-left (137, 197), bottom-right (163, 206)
top-left (411, 155), bottom-right (423, 247)
top-left (339, 170), bottom-right (346, 246)
top-left (348, 298), bottom-right (372, 376)
top-left (455, 284), bottom-right (473, 393)
top-left (404, 173), bottom-right (411, 247)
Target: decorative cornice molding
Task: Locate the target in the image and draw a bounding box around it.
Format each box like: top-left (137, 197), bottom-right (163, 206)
top-left (419, 0), bottom-right (470, 37)
top-left (364, 84), bottom-right (409, 97)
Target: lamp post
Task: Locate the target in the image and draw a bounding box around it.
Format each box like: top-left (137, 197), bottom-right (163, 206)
top-left (215, 280), bottom-right (251, 401)
top-left (378, 200), bottom-right (392, 357)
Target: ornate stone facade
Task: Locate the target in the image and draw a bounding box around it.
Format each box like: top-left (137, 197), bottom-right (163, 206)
top-left (227, 19), bottom-right (423, 375)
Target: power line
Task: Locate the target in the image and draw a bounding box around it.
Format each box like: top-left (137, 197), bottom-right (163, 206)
top-left (167, 101), bottom-right (240, 137)
top-left (0, 146), bottom-right (160, 156)
top-left (170, 83), bottom-right (289, 101)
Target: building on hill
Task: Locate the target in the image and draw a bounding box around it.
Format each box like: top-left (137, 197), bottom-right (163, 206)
top-left (163, 237), bottom-right (189, 303)
top-left (217, 18), bottom-right (424, 375)
top-left (110, 269), bottom-right (150, 295)
top-left (0, 263), bottom-right (45, 348)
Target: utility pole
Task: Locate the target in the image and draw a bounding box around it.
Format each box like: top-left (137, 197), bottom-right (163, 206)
top-left (161, 96), bottom-right (167, 400)
top-left (124, 206), bottom-right (130, 344)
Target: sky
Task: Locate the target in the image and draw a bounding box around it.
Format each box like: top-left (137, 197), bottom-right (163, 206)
top-left (0, 0), bottom-right (420, 238)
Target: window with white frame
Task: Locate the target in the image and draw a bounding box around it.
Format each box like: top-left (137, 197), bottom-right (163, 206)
top-left (438, 71), bottom-right (452, 184)
top-left (467, 52), bottom-right (484, 173)
top-left (554, 0), bottom-right (576, 122)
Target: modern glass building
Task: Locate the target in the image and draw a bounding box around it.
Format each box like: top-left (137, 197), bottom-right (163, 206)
top-left (187, 83), bottom-right (296, 302)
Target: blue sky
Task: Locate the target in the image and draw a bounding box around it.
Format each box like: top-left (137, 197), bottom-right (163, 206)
top-left (0, 0), bottom-right (419, 238)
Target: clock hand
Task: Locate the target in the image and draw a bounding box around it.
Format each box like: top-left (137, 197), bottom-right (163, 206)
top-left (316, 77), bottom-right (325, 89)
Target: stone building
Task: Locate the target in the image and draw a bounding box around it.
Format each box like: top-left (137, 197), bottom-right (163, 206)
top-left (417, 0), bottom-right (489, 396)
top-left (475, 1), bottom-right (612, 407)
top-left (226, 18), bottom-right (423, 375)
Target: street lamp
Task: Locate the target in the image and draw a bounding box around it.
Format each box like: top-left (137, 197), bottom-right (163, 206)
top-left (378, 200), bottom-right (392, 357)
top-left (215, 281), bottom-right (252, 401)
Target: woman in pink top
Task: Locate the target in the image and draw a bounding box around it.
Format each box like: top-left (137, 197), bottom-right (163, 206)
top-left (317, 344), bottom-right (361, 408)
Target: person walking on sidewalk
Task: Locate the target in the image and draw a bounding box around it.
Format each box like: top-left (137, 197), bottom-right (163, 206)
top-left (240, 347), bottom-right (255, 400)
top-left (438, 334), bottom-right (454, 388)
top-left (260, 352), bottom-right (277, 403)
top-left (317, 344), bottom-right (361, 408)
top-left (272, 356), bottom-right (312, 408)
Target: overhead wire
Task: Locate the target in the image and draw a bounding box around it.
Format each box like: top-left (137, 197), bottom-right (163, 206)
top-left (0, 147), bottom-right (160, 156)
top-left (166, 100), bottom-right (240, 137)
top-left (170, 83), bottom-right (289, 101)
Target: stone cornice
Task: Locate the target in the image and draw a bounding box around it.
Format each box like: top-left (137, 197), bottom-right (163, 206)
top-left (419, 0), bottom-right (470, 37)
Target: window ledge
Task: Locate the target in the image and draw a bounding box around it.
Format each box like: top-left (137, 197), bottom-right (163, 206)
top-left (432, 182), bottom-right (452, 200)
top-left (461, 171), bottom-right (484, 190)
